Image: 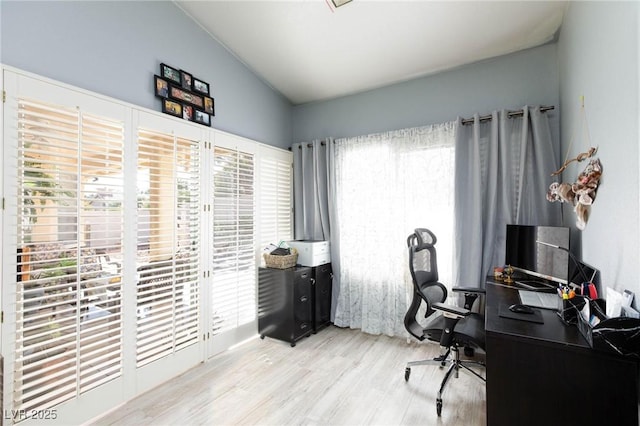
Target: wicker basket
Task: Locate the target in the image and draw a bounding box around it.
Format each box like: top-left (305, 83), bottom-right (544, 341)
top-left (263, 248), bottom-right (298, 269)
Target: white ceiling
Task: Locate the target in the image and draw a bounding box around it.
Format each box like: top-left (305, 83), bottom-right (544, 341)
top-left (175, 1), bottom-right (567, 105)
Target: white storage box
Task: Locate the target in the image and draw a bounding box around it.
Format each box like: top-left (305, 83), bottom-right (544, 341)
top-left (287, 240), bottom-right (330, 267)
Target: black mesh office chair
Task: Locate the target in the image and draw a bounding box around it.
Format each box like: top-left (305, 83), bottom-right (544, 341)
top-left (403, 228), bottom-right (486, 416)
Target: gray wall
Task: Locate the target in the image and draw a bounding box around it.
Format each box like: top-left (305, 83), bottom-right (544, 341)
top-left (558, 2), bottom-right (640, 298)
top-left (292, 43), bottom-right (560, 143)
top-left (6, 0), bottom-right (638, 299)
top-left (0, 1), bottom-right (292, 149)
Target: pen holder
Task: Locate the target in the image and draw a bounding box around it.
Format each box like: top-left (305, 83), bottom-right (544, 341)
top-left (558, 294), bottom-right (586, 324)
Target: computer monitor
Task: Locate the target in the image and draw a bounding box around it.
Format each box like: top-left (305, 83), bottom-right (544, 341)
top-left (505, 224), bottom-right (571, 286)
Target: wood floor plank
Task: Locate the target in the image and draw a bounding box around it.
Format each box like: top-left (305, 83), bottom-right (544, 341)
top-left (91, 326), bottom-right (486, 425)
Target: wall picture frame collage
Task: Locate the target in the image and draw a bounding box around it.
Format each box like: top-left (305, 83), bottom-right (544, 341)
top-left (155, 63), bottom-right (215, 126)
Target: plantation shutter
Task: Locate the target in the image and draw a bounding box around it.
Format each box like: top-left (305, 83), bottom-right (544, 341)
top-left (258, 149), bottom-right (293, 253)
top-left (14, 98), bottom-right (124, 412)
top-left (136, 129), bottom-right (201, 367)
top-left (211, 146), bottom-right (255, 336)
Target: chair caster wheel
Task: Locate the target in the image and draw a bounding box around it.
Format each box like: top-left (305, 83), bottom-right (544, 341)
top-left (260, 335), bottom-right (265, 340)
top-left (436, 398), bottom-right (443, 416)
top-left (404, 367), bottom-right (411, 381)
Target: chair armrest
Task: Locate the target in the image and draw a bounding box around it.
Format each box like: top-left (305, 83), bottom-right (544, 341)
top-left (433, 302), bottom-right (471, 348)
top-left (452, 287), bottom-right (485, 311)
top-left (452, 286), bottom-right (486, 295)
top-left (433, 302), bottom-right (470, 318)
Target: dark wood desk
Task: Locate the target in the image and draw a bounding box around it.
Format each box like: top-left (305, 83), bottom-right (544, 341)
top-left (485, 280), bottom-right (639, 426)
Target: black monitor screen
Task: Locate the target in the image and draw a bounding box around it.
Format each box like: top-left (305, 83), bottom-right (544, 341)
top-left (505, 224), bottom-right (570, 285)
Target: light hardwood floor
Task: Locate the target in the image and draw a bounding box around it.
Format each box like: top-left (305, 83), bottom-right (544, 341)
top-left (91, 326), bottom-right (486, 426)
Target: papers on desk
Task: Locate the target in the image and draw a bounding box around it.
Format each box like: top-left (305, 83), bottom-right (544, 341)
top-left (622, 289), bottom-right (634, 308)
top-left (607, 287), bottom-right (623, 318)
top-left (622, 306), bottom-right (640, 319)
top-left (605, 287), bottom-right (639, 318)
top-left (579, 299), bottom-right (599, 326)
top-left (578, 287), bottom-right (640, 325)
top-left (622, 289), bottom-right (639, 318)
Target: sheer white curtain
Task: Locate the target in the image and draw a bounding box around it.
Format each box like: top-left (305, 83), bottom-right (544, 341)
top-left (332, 122), bottom-right (456, 336)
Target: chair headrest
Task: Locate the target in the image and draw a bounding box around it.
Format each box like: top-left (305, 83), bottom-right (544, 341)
top-left (413, 228), bottom-right (437, 249)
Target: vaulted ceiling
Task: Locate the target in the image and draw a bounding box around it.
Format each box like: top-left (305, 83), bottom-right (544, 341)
top-left (175, 1), bottom-right (567, 105)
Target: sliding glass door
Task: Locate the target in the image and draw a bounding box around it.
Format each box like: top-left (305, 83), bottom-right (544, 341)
top-left (207, 134), bottom-right (257, 356)
top-left (135, 127), bottom-right (201, 368)
top-left (2, 69), bottom-right (293, 424)
top-left (3, 72), bottom-right (130, 421)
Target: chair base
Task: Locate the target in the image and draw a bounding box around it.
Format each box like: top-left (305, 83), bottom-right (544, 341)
top-left (404, 345), bottom-right (485, 416)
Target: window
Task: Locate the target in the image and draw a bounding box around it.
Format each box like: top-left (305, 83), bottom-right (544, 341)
top-left (3, 68), bottom-right (293, 424)
top-left (258, 146), bottom-right (293, 252)
top-left (333, 123), bottom-right (456, 336)
top-left (136, 129), bottom-right (201, 367)
top-left (210, 145), bottom-right (255, 337)
top-left (13, 97), bottom-right (124, 411)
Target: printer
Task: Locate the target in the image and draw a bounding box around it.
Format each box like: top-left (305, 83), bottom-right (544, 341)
top-left (287, 240), bottom-right (330, 267)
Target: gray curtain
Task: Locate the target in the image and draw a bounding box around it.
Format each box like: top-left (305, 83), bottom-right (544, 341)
top-left (454, 106), bottom-right (562, 287)
top-left (292, 138), bottom-right (340, 320)
top-left (293, 139), bottom-right (331, 240)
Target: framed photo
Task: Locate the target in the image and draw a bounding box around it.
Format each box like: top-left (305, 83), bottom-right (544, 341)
top-left (162, 99), bottom-right (183, 118)
top-left (182, 104), bottom-right (194, 121)
top-left (154, 75), bottom-right (169, 98)
top-left (194, 109), bottom-right (211, 127)
top-left (203, 96), bottom-right (215, 115)
top-left (193, 78), bottom-right (210, 95)
top-left (180, 70), bottom-right (193, 91)
top-left (169, 86), bottom-right (204, 108)
top-left (160, 63), bottom-right (181, 85)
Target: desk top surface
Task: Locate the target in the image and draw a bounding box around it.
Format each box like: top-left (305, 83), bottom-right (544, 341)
top-left (485, 279), bottom-right (589, 349)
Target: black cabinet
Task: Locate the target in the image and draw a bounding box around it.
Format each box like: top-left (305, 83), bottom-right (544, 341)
top-left (312, 263), bottom-right (333, 332)
top-left (258, 266), bottom-right (313, 347)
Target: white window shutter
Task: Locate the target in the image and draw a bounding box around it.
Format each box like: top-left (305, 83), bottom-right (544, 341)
top-left (258, 147), bottom-right (293, 254)
top-left (211, 146), bottom-right (255, 335)
top-left (135, 129), bottom-right (201, 367)
top-left (13, 98), bottom-right (125, 411)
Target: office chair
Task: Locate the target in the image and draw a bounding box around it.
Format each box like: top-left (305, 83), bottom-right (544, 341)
top-left (403, 228), bottom-right (486, 416)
